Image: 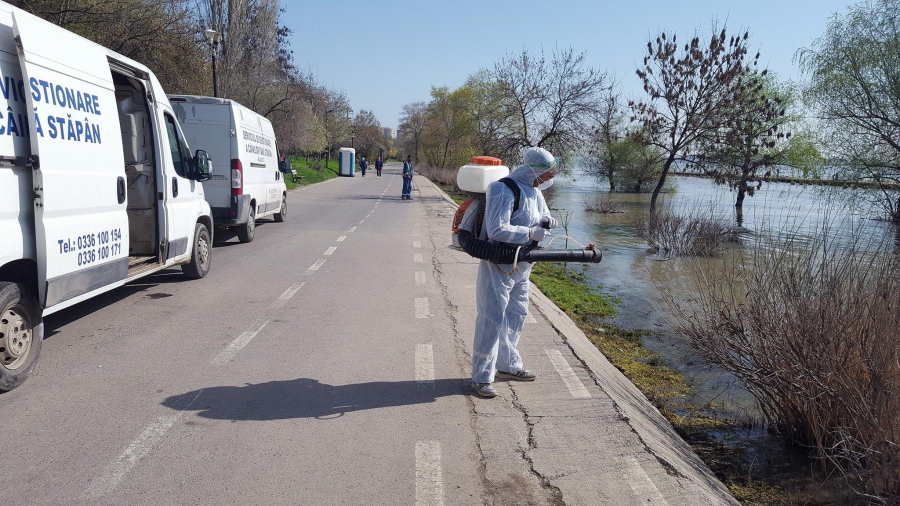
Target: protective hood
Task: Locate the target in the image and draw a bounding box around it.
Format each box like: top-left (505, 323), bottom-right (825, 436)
top-left (508, 163), bottom-right (549, 186)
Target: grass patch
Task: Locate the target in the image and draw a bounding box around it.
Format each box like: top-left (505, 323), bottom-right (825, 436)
top-left (531, 263), bottom-right (618, 320)
top-left (435, 183), bottom-right (469, 205)
top-left (531, 263), bottom-right (686, 402)
top-left (285, 157), bottom-right (340, 189)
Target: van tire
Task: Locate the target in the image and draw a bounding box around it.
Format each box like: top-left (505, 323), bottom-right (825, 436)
top-left (237, 206), bottom-right (255, 243)
top-left (0, 282), bottom-right (42, 392)
top-left (182, 223), bottom-right (211, 279)
top-left (274, 195), bottom-right (287, 223)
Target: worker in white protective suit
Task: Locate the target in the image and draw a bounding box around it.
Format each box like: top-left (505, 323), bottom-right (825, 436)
top-left (471, 147), bottom-right (559, 398)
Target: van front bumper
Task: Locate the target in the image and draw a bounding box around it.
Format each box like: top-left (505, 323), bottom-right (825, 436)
top-left (212, 195), bottom-right (251, 226)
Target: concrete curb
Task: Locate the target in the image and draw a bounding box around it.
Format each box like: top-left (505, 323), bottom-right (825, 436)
top-left (426, 177), bottom-right (738, 505)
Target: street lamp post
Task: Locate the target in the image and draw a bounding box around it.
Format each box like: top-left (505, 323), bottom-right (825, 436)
top-left (204, 29), bottom-right (221, 98)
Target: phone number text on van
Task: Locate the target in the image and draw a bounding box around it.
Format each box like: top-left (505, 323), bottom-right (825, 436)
top-left (58, 228), bottom-right (123, 267)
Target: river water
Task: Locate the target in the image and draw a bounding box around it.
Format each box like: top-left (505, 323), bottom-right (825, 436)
top-left (545, 168), bottom-right (895, 423)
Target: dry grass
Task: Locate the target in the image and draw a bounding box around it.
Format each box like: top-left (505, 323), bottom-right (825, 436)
top-left (667, 225), bottom-right (900, 503)
top-left (634, 209), bottom-right (738, 256)
top-left (414, 163), bottom-right (458, 187)
top-left (583, 194), bottom-right (625, 214)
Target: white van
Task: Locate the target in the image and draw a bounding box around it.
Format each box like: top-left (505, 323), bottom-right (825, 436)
top-left (168, 96), bottom-right (287, 243)
top-left (0, 5), bottom-right (215, 390)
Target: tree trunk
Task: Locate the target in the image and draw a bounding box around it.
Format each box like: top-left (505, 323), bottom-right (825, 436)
top-left (608, 172), bottom-right (616, 192)
top-left (649, 155), bottom-right (676, 213)
top-left (735, 184), bottom-right (747, 208)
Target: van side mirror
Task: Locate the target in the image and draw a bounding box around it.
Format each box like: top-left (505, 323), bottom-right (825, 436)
top-left (193, 150), bottom-right (212, 181)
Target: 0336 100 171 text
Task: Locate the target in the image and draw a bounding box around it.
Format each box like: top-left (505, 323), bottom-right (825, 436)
top-left (57, 228), bottom-right (123, 267)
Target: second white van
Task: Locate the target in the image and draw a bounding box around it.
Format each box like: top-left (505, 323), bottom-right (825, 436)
top-left (169, 96), bottom-right (287, 243)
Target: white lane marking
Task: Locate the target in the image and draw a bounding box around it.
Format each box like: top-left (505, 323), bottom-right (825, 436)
top-left (414, 253), bottom-right (423, 263)
top-left (415, 297), bottom-right (430, 319)
top-left (526, 314), bottom-right (537, 324)
top-left (348, 226), bottom-right (357, 233)
top-left (415, 271), bottom-right (427, 286)
top-left (89, 390), bottom-right (203, 498)
top-left (415, 344), bottom-right (435, 384)
top-left (304, 259), bottom-right (327, 275)
top-left (337, 236), bottom-right (347, 242)
top-left (623, 456), bottom-right (670, 505)
top-left (324, 247), bottom-right (337, 256)
top-left (413, 241), bottom-right (422, 248)
top-left (271, 282), bottom-right (305, 308)
top-left (358, 220), bottom-right (364, 224)
top-left (416, 441), bottom-right (445, 506)
top-left (212, 319), bottom-right (269, 366)
top-left (545, 349), bottom-right (592, 399)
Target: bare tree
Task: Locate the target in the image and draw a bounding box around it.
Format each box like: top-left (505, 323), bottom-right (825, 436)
top-left (631, 27), bottom-right (757, 212)
top-left (494, 47), bottom-right (609, 160)
top-left (399, 101), bottom-right (428, 163)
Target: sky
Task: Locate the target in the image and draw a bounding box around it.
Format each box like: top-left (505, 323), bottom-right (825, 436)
top-left (282, 0), bottom-right (849, 129)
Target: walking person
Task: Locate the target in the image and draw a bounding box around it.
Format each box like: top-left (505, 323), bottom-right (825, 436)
top-left (402, 155), bottom-right (414, 199)
top-left (470, 147), bottom-right (559, 398)
top-left (360, 157), bottom-right (368, 177)
top-left (375, 156), bottom-right (384, 178)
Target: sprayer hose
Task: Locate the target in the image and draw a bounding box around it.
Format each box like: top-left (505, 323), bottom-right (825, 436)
top-left (457, 230), bottom-right (602, 265)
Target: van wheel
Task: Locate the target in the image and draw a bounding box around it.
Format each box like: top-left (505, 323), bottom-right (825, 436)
top-left (274, 196), bottom-right (287, 223)
top-left (237, 207), bottom-right (255, 243)
top-left (0, 282), bottom-right (42, 392)
top-left (182, 223), bottom-right (211, 279)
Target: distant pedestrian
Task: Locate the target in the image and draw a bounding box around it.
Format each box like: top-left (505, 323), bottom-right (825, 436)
top-left (375, 156), bottom-right (384, 178)
top-left (402, 155), bottom-right (414, 199)
top-left (360, 158), bottom-right (368, 177)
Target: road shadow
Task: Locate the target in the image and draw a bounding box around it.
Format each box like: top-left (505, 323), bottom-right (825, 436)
top-left (42, 268), bottom-right (190, 339)
top-left (161, 377), bottom-right (469, 420)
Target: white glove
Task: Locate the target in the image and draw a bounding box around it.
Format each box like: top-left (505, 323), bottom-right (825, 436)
top-left (542, 217), bottom-right (559, 229)
top-left (529, 226), bottom-right (549, 241)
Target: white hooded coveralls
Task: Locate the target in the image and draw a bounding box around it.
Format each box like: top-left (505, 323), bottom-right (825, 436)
top-left (471, 163), bottom-right (552, 383)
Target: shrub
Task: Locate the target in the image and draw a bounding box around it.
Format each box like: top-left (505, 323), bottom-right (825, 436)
top-left (667, 225), bottom-right (900, 502)
top-left (634, 209), bottom-right (737, 256)
top-left (414, 163), bottom-right (458, 187)
top-left (583, 194), bottom-right (625, 214)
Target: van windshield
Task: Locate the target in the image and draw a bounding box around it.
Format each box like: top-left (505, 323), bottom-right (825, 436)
top-left (164, 113), bottom-right (192, 178)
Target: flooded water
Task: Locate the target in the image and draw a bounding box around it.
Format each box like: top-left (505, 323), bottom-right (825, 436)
top-left (545, 168), bottom-right (896, 422)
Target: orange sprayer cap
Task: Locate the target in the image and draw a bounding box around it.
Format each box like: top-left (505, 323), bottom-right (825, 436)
top-left (471, 156), bottom-right (502, 166)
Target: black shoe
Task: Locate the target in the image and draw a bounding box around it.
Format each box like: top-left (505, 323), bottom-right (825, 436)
top-left (496, 369), bottom-right (537, 381)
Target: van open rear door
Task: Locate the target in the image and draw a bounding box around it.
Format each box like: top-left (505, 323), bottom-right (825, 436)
top-left (13, 10), bottom-right (129, 308)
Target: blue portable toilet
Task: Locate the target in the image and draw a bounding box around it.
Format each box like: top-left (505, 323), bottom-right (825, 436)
top-left (339, 147), bottom-right (356, 176)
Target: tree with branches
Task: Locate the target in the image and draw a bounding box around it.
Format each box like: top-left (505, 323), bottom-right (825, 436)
top-left (697, 71), bottom-right (820, 210)
top-left (798, 0), bottom-right (900, 222)
top-left (631, 27), bottom-right (758, 212)
top-left (494, 47), bottom-right (609, 161)
top-left (399, 101), bottom-right (428, 163)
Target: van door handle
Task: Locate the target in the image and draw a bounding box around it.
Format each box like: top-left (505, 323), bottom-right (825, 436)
top-left (172, 177), bottom-right (179, 198)
top-left (117, 176), bottom-right (126, 204)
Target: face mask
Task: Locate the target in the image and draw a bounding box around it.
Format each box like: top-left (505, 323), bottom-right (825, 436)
top-left (537, 178), bottom-right (554, 191)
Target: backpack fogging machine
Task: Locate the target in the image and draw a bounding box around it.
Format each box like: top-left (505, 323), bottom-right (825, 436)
top-left (449, 156), bottom-right (602, 270)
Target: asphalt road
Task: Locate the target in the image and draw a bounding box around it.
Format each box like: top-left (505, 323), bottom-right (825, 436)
top-left (0, 163), bottom-right (734, 505)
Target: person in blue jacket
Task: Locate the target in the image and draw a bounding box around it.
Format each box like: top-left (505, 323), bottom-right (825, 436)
top-left (402, 155), bottom-right (414, 199)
